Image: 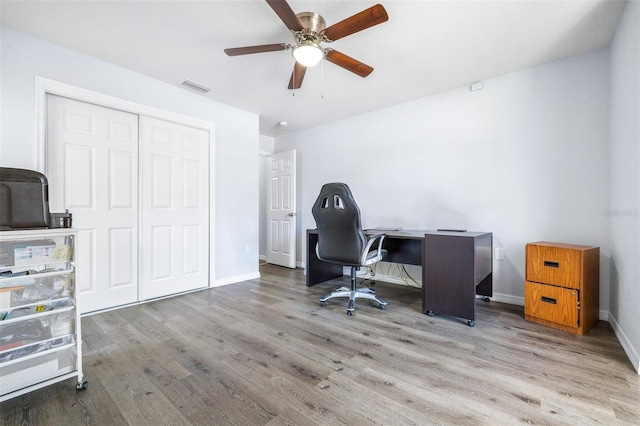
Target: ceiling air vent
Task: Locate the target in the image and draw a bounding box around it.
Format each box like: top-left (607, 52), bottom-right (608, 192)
top-left (180, 80), bottom-right (211, 94)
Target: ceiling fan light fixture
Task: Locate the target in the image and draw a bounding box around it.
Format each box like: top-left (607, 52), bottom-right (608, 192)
top-left (224, 2), bottom-right (389, 89)
top-left (292, 42), bottom-right (323, 67)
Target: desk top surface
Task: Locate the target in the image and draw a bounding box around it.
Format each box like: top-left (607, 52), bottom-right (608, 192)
top-left (308, 228), bottom-right (491, 239)
top-left (372, 229), bottom-right (491, 239)
top-left (366, 229), bottom-right (429, 239)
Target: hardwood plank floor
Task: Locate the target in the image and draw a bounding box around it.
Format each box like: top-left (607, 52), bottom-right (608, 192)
top-left (2, 264), bottom-right (639, 425)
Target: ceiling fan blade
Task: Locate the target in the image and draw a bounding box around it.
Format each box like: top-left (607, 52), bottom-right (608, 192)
top-left (266, 0), bottom-right (304, 32)
top-left (224, 43), bottom-right (289, 56)
top-left (323, 4), bottom-right (388, 42)
top-left (288, 62), bottom-right (307, 89)
top-left (325, 50), bottom-right (373, 77)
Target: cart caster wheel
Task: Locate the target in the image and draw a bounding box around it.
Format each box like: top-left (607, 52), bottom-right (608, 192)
top-left (76, 381), bottom-right (88, 391)
top-left (378, 304), bottom-right (387, 310)
top-left (320, 301), bottom-right (326, 307)
top-left (467, 320), bottom-right (475, 327)
top-left (427, 310), bottom-right (434, 317)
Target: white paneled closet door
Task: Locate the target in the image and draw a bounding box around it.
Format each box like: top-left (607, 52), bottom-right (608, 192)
top-left (47, 95), bottom-right (139, 313)
top-left (139, 117), bottom-right (209, 300)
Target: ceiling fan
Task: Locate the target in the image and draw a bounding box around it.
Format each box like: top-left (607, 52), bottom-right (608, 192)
top-left (224, 0), bottom-right (389, 90)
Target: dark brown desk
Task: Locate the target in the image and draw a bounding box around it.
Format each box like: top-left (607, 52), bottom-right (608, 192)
top-left (306, 229), bottom-right (492, 326)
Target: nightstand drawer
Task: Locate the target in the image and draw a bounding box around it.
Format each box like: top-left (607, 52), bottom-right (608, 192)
top-left (524, 281), bottom-right (578, 328)
top-left (526, 243), bottom-right (582, 288)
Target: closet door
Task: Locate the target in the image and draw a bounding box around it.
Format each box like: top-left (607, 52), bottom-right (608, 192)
top-left (139, 117), bottom-right (210, 300)
top-left (47, 95), bottom-right (139, 313)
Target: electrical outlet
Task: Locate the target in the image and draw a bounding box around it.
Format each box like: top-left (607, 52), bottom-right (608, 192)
top-left (495, 247), bottom-right (505, 261)
top-left (245, 244), bottom-right (252, 254)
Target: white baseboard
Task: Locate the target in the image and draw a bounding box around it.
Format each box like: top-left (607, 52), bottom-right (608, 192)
top-left (608, 313), bottom-right (640, 374)
top-left (259, 256), bottom-right (304, 269)
top-left (491, 293), bottom-right (524, 306)
top-left (214, 272), bottom-right (260, 287)
top-left (368, 273), bottom-right (421, 288)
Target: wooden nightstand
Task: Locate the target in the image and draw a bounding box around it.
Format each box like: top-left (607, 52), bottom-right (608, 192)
top-left (524, 241), bottom-right (599, 335)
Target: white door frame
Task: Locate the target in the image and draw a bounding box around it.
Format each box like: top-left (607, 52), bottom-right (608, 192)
top-left (34, 76), bottom-right (216, 294)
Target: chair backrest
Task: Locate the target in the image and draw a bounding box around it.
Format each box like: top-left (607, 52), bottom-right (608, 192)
top-left (312, 183), bottom-right (367, 266)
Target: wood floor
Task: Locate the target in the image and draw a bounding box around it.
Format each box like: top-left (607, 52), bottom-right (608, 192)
top-left (2, 264), bottom-right (639, 425)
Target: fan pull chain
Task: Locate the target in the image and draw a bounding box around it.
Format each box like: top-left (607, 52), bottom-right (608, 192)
top-left (320, 58), bottom-right (324, 99)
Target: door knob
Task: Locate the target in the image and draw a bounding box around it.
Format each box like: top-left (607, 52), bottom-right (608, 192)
top-left (288, 212), bottom-right (297, 217)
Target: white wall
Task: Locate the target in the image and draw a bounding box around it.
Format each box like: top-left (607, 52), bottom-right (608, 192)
top-left (0, 27), bottom-right (260, 283)
top-left (609, 0), bottom-right (640, 373)
top-left (276, 49), bottom-right (611, 311)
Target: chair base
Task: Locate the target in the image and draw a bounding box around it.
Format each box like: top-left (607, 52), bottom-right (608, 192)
top-left (319, 267), bottom-right (388, 315)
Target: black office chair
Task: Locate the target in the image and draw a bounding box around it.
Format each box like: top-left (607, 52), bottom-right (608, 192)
top-left (311, 183), bottom-right (388, 316)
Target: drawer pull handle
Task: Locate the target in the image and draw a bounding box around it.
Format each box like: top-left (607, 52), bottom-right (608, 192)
top-left (544, 260), bottom-right (559, 268)
top-left (541, 296), bottom-right (557, 304)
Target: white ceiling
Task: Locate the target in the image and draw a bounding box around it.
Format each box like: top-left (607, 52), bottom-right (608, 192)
top-left (1, 0), bottom-right (627, 137)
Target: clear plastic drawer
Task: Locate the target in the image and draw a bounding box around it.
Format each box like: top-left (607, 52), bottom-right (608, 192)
top-left (0, 270), bottom-right (74, 309)
top-left (0, 334), bottom-right (76, 363)
top-left (0, 298), bottom-right (76, 354)
top-left (0, 343), bottom-right (77, 395)
top-left (0, 236), bottom-right (74, 270)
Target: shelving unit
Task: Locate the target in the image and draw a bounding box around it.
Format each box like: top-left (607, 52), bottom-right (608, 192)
top-left (0, 229), bottom-right (86, 402)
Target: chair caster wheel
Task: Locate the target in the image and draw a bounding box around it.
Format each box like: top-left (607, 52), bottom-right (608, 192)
top-left (378, 304), bottom-right (387, 310)
top-left (483, 297), bottom-right (490, 302)
top-left (347, 310), bottom-right (354, 316)
top-left (467, 320), bottom-right (475, 327)
top-left (427, 310), bottom-right (434, 317)
top-left (76, 381), bottom-right (88, 391)
top-left (320, 301), bottom-right (326, 307)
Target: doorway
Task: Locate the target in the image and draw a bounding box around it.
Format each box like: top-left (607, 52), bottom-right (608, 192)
top-left (262, 149), bottom-right (297, 268)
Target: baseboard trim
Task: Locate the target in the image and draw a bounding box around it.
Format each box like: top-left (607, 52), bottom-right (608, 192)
top-left (259, 256), bottom-right (304, 269)
top-left (599, 309), bottom-right (610, 322)
top-left (608, 313), bottom-right (640, 374)
top-left (491, 293), bottom-right (524, 306)
top-left (81, 285), bottom-right (210, 317)
top-left (214, 272), bottom-right (261, 287)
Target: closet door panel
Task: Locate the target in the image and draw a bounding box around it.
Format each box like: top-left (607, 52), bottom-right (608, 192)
top-left (64, 144), bottom-right (94, 208)
top-left (47, 95), bottom-right (139, 313)
top-left (109, 150), bottom-right (135, 209)
top-left (109, 227), bottom-right (135, 287)
top-left (140, 117), bottom-right (209, 300)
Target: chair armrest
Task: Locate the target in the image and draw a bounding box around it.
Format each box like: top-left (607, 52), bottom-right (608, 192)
top-left (361, 233), bottom-right (386, 265)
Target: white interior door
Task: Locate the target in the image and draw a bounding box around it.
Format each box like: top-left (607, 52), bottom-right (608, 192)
top-left (267, 150), bottom-right (296, 268)
top-left (47, 95), bottom-right (139, 313)
top-left (139, 116), bottom-right (209, 300)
